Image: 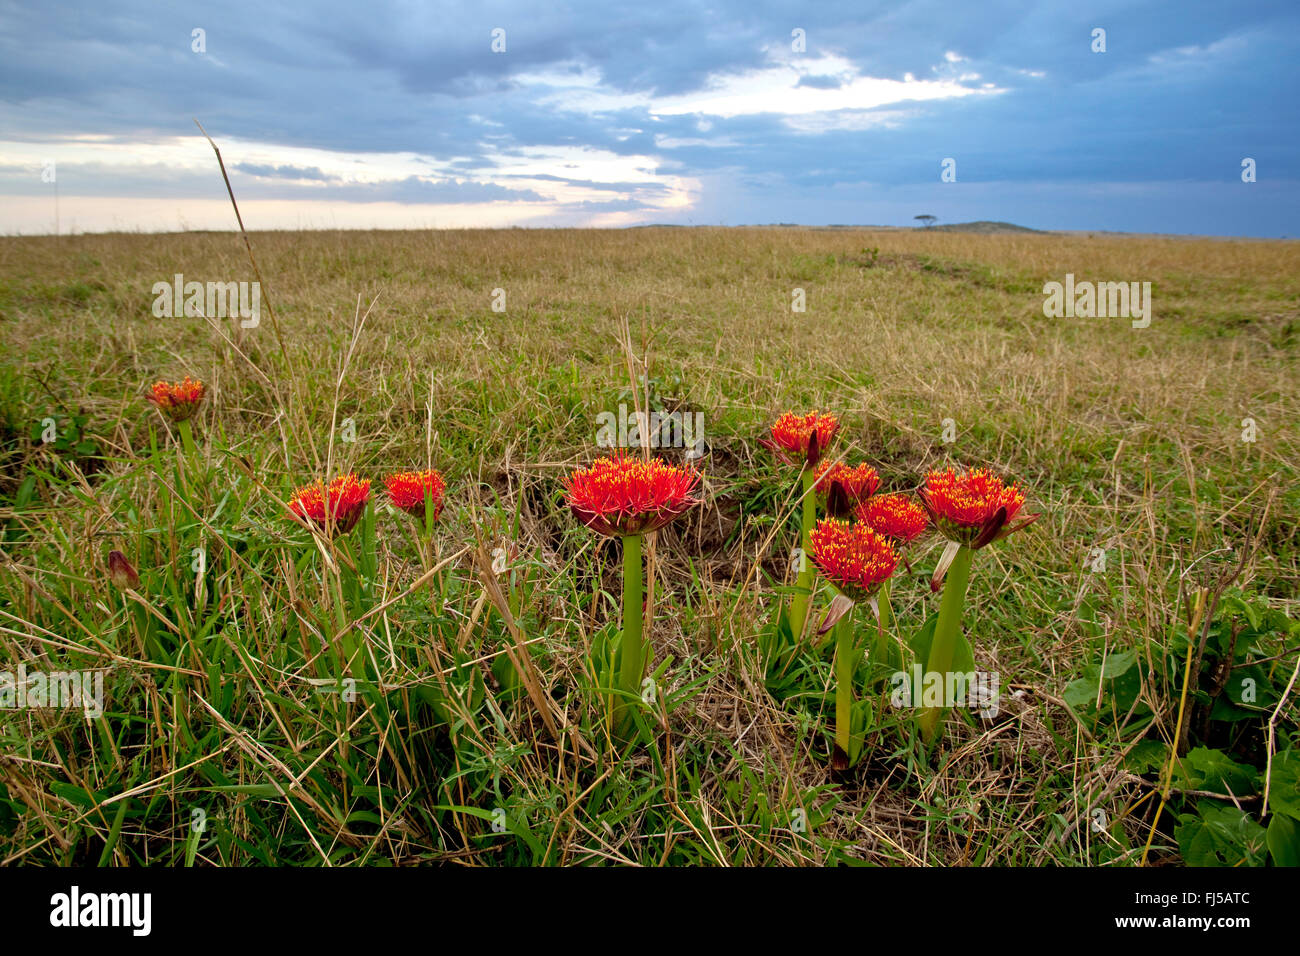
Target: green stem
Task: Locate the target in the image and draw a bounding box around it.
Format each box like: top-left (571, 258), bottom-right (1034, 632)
top-left (332, 538), bottom-right (364, 679)
top-left (617, 533), bottom-right (645, 727)
top-left (878, 578), bottom-right (894, 634)
top-left (177, 418), bottom-right (199, 460)
top-left (834, 615), bottom-right (855, 760)
top-left (919, 546), bottom-right (974, 743)
top-left (870, 577), bottom-right (895, 682)
top-left (789, 468), bottom-right (817, 638)
top-left (331, 556), bottom-right (352, 669)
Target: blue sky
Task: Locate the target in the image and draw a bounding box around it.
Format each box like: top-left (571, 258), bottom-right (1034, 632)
top-left (1, 0), bottom-right (1296, 235)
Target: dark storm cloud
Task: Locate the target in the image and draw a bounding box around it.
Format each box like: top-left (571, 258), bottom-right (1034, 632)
top-left (0, 0), bottom-right (1296, 234)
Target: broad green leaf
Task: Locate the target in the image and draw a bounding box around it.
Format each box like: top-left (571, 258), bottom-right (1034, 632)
top-left (1267, 813), bottom-right (1300, 867)
top-left (1173, 747), bottom-right (1260, 796)
top-left (1125, 739), bottom-right (1168, 774)
top-left (1174, 801), bottom-right (1267, 867)
top-left (1063, 676), bottom-right (1099, 713)
top-left (1267, 750), bottom-right (1300, 819)
top-left (908, 612), bottom-right (975, 674)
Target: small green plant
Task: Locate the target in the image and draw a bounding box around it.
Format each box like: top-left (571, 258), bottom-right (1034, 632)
top-left (1070, 587), bottom-right (1300, 866)
top-left (30, 410), bottom-right (101, 468)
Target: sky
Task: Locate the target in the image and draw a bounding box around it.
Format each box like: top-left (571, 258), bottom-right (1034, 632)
top-left (0, 0), bottom-right (1296, 236)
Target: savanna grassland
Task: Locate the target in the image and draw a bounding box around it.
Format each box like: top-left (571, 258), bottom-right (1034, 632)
top-left (0, 225), bottom-right (1297, 866)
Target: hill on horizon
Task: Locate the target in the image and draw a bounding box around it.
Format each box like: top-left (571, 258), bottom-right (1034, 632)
top-left (636, 221), bottom-right (1047, 234)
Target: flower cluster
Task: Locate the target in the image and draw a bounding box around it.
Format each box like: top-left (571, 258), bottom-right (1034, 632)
top-left (288, 474), bottom-right (372, 537)
top-left (128, 366), bottom-right (1045, 761)
top-left (566, 454), bottom-right (701, 537)
top-left (856, 493), bottom-right (929, 544)
top-left (146, 377), bottom-right (205, 422)
top-left (919, 466), bottom-right (1036, 549)
top-left (808, 517), bottom-right (899, 602)
top-left (762, 411), bottom-right (839, 467)
top-left (813, 459), bottom-right (880, 510)
top-left (384, 469), bottom-right (446, 520)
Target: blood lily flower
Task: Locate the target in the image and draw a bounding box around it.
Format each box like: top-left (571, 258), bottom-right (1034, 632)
top-left (384, 469), bottom-right (446, 521)
top-left (857, 493), bottom-right (929, 545)
top-left (919, 466), bottom-right (1038, 550)
top-left (761, 411), bottom-right (839, 468)
top-left (146, 377), bottom-right (205, 423)
top-left (853, 493), bottom-right (927, 658)
top-left (813, 460), bottom-right (880, 517)
top-left (808, 517), bottom-right (899, 769)
top-left (761, 411), bottom-right (840, 641)
top-left (288, 474), bottom-right (371, 537)
top-left (565, 454), bottom-right (701, 538)
top-left (809, 517), bottom-right (899, 604)
top-left (915, 466), bottom-right (1038, 744)
top-left (565, 454), bottom-right (701, 739)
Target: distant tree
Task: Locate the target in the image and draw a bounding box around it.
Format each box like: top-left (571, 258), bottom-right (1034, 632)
top-left (914, 215), bottom-right (938, 228)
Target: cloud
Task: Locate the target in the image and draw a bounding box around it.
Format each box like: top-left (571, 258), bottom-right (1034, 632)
top-left (796, 75), bottom-right (845, 90)
top-left (232, 163), bottom-right (335, 182)
top-left (0, 0), bottom-right (1295, 234)
top-left (647, 53), bottom-right (998, 118)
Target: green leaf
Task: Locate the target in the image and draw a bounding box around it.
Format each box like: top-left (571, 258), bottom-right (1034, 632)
top-left (1173, 747), bottom-right (1260, 796)
top-left (207, 783), bottom-right (288, 798)
top-left (431, 803), bottom-right (545, 859)
top-left (1267, 751), bottom-right (1300, 819)
top-left (49, 781), bottom-right (97, 808)
top-left (1125, 739), bottom-right (1168, 774)
top-left (14, 474), bottom-right (36, 509)
top-left (1063, 649), bottom-right (1145, 722)
top-left (1099, 649), bottom-right (1136, 679)
top-left (1174, 801), bottom-right (1267, 867)
top-left (1063, 677), bottom-right (1099, 713)
top-left (1267, 813), bottom-right (1300, 867)
top-left (908, 612), bottom-right (975, 674)
top-left (1229, 593), bottom-right (1262, 632)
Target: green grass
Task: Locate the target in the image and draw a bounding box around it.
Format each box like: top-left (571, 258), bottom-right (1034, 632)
top-left (0, 226), bottom-right (1296, 866)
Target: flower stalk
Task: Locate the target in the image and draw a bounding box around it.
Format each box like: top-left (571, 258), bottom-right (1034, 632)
top-left (761, 411), bottom-right (838, 649)
top-left (177, 418), bottom-right (199, 460)
top-left (869, 577), bottom-right (895, 678)
top-left (616, 531), bottom-right (645, 729)
top-left (146, 377), bottom-right (205, 463)
top-left (919, 544), bottom-right (973, 742)
top-left (563, 454), bottom-right (700, 739)
top-left (808, 516), bottom-right (898, 767)
top-left (789, 467), bottom-right (816, 638)
top-left (832, 611), bottom-right (855, 767)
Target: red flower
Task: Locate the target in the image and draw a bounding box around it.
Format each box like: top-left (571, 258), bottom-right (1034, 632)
top-left (146, 377), bottom-right (205, 422)
top-left (384, 469), bottom-right (446, 521)
top-left (857, 493), bottom-right (929, 544)
top-left (809, 517), bottom-right (898, 601)
top-left (761, 411), bottom-right (838, 467)
top-left (565, 454), bottom-right (701, 537)
top-left (919, 466), bottom-right (1039, 549)
top-left (813, 460), bottom-right (880, 508)
top-left (288, 474), bottom-right (371, 537)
